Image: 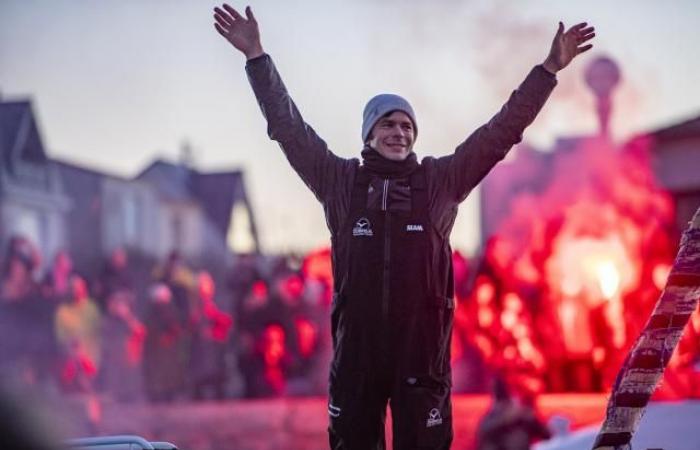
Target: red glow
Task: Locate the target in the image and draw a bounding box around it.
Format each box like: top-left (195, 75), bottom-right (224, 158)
top-left (470, 135), bottom-right (678, 393)
top-left (251, 280), bottom-right (268, 301)
top-left (260, 324), bottom-right (287, 395)
top-left (294, 317), bottom-right (318, 358)
top-left (652, 263), bottom-right (671, 291)
top-left (475, 277), bottom-right (496, 305)
top-left (302, 247), bottom-right (333, 286)
top-left (282, 274), bottom-right (304, 300)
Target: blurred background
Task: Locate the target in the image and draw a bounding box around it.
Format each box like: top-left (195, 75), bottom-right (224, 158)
top-left (1, 0), bottom-right (699, 449)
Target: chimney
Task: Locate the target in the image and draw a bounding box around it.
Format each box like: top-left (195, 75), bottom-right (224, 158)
top-left (179, 139), bottom-right (194, 169)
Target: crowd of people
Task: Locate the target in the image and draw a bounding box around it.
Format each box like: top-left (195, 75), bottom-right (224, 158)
top-left (451, 236), bottom-right (700, 399)
top-left (0, 235), bottom-right (334, 416)
top-left (2, 232), bottom-right (699, 418)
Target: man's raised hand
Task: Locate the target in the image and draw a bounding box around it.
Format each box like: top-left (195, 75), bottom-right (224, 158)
top-left (543, 22), bottom-right (595, 74)
top-left (213, 4), bottom-right (264, 60)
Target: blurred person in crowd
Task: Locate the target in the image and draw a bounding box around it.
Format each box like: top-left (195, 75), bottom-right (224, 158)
top-left (0, 236), bottom-right (55, 387)
top-left (589, 294), bottom-right (627, 391)
top-left (54, 275), bottom-right (102, 431)
top-left (100, 289), bottom-right (146, 402)
top-left (235, 269), bottom-right (296, 398)
top-left (1, 235), bottom-right (40, 302)
top-left (272, 269), bottom-right (321, 395)
top-left (555, 290), bottom-right (596, 392)
top-left (257, 322), bottom-right (289, 396)
top-left (154, 250), bottom-right (195, 325)
top-left (301, 274), bottom-right (335, 396)
top-left (236, 278), bottom-right (273, 397)
top-left (143, 283), bottom-right (186, 402)
top-left (461, 274), bottom-right (503, 392)
top-left (476, 376), bottom-right (551, 450)
top-left (228, 253), bottom-right (260, 311)
top-left (95, 247), bottom-right (135, 312)
top-left (497, 292), bottom-right (546, 396)
top-left (189, 271), bottom-right (233, 400)
top-left (41, 249), bottom-right (74, 303)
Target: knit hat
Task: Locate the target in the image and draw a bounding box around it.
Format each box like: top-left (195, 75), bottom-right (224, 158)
top-left (361, 94), bottom-right (417, 143)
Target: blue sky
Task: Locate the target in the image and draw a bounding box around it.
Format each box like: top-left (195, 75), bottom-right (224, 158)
top-left (1, 0), bottom-right (698, 253)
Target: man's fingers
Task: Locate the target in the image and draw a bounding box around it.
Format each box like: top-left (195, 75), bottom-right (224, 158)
top-left (579, 26), bottom-right (595, 35)
top-left (245, 5), bottom-right (257, 23)
top-left (566, 22), bottom-right (588, 35)
top-left (214, 12), bottom-right (233, 29)
top-left (579, 32), bottom-right (595, 43)
top-left (214, 22), bottom-right (229, 37)
top-left (223, 3), bottom-right (244, 20)
top-left (577, 44), bottom-right (593, 54)
top-left (214, 7), bottom-right (234, 26)
top-left (557, 21), bottom-right (564, 35)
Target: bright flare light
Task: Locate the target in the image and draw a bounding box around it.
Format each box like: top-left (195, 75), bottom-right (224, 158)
top-left (596, 260), bottom-right (621, 300)
top-left (547, 234), bottom-right (635, 305)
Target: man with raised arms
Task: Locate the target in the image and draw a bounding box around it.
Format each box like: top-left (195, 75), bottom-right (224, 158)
top-left (213, 6), bottom-right (594, 448)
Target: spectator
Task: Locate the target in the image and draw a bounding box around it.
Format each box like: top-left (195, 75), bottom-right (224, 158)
top-left (0, 236), bottom-right (53, 387)
top-left (154, 250), bottom-right (194, 325)
top-left (100, 290), bottom-right (146, 402)
top-left (143, 283), bottom-right (185, 402)
top-left (476, 376), bottom-right (551, 450)
top-left (54, 276), bottom-right (102, 391)
top-left (54, 275), bottom-right (102, 432)
top-left (189, 271), bottom-right (233, 400)
top-left (41, 249), bottom-right (74, 303)
top-left (236, 278), bottom-right (273, 398)
top-left (95, 247), bottom-right (135, 313)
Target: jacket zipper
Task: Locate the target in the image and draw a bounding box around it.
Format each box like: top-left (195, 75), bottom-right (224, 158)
top-left (382, 179), bottom-right (389, 211)
top-left (382, 179), bottom-right (390, 323)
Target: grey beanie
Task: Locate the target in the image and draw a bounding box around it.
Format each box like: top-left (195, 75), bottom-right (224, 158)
top-left (361, 94), bottom-right (417, 143)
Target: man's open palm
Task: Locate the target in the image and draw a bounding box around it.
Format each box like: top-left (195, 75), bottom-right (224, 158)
top-left (214, 4), bottom-right (263, 59)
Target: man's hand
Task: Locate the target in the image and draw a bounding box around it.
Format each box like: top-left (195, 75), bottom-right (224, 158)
top-left (542, 22), bottom-right (595, 74)
top-left (213, 4), bottom-right (264, 60)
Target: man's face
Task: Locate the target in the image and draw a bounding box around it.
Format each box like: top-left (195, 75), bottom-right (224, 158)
top-left (367, 111), bottom-right (415, 161)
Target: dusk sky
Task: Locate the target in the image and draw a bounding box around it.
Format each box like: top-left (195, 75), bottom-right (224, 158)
top-left (1, 0), bottom-right (698, 254)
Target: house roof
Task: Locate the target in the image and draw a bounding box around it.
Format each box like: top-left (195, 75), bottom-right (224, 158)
top-left (0, 100), bottom-right (48, 170)
top-left (137, 159), bottom-right (244, 236)
top-left (194, 171), bottom-right (243, 238)
top-left (649, 114), bottom-right (700, 144)
top-left (137, 159), bottom-right (197, 202)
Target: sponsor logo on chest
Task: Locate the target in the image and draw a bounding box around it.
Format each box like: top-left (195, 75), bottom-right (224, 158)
top-left (352, 217), bottom-right (374, 237)
top-left (406, 224), bottom-right (424, 232)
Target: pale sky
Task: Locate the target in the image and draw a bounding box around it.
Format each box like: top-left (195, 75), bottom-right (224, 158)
top-left (1, 0), bottom-right (699, 254)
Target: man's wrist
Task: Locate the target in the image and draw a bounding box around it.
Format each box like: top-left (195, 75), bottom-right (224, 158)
top-left (542, 59), bottom-right (559, 75)
top-left (245, 46), bottom-right (265, 60)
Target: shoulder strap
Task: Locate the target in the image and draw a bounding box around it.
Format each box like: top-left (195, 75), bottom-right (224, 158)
top-left (350, 166), bottom-right (371, 213)
top-left (409, 165), bottom-right (428, 214)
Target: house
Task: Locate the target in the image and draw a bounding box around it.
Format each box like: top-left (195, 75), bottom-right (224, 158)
top-left (135, 158), bottom-right (260, 264)
top-left (645, 115), bottom-right (700, 232)
top-left (1, 96), bottom-right (259, 275)
top-left (0, 99), bottom-right (71, 262)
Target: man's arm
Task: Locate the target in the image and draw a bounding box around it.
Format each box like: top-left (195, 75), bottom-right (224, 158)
top-left (429, 22), bottom-right (595, 205)
top-left (213, 4), bottom-right (354, 204)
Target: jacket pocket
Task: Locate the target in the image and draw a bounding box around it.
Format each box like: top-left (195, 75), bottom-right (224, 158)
top-left (394, 374), bottom-right (453, 448)
top-left (327, 369), bottom-right (365, 437)
top-left (430, 294), bottom-right (455, 374)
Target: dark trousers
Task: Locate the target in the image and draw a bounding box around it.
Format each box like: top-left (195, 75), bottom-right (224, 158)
top-left (328, 371), bottom-right (453, 450)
